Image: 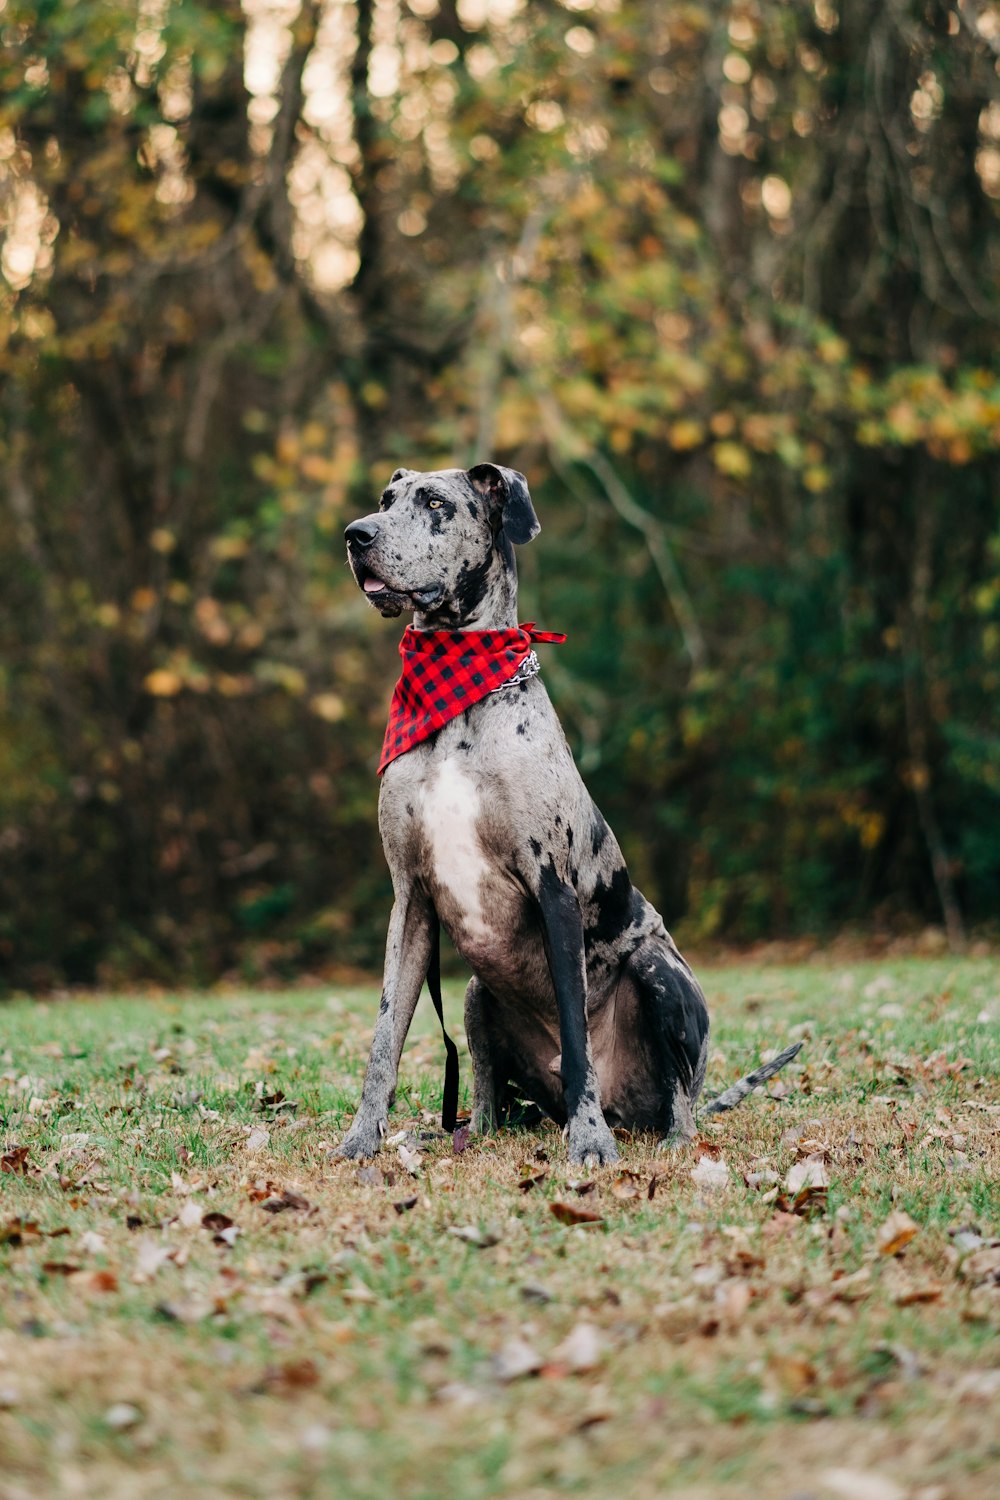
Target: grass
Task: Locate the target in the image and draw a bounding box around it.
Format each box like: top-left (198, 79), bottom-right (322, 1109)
top-left (1, 957), bottom-right (998, 1500)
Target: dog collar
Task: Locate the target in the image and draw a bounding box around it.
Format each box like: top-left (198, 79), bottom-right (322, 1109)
top-left (378, 622), bottom-right (566, 774)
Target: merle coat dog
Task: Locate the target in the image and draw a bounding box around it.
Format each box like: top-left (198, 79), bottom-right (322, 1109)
top-left (339, 463), bottom-right (798, 1166)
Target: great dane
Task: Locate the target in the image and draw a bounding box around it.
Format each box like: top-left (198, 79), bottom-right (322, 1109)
top-left (338, 463), bottom-right (799, 1166)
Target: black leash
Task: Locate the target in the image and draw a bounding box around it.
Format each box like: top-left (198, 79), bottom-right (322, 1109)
top-left (426, 913), bottom-right (460, 1133)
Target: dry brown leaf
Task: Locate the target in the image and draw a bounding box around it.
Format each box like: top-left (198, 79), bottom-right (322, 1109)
top-left (611, 1171), bottom-right (642, 1200)
top-left (691, 1155), bottom-right (730, 1190)
top-left (201, 1211), bottom-right (235, 1232)
top-left (960, 1245), bottom-right (1000, 1283)
top-left (892, 1278), bottom-right (943, 1306)
top-left (492, 1335), bottom-right (543, 1383)
top-left (517, 1165), bottom-right (548, 1192)
top-left (0, 1146), bottom-right (30, 1175)
top-left (784, 1153), bottom-right (830, 1195)
top-left (876, 1209), bottom-right (919, 1256)
top-left (448, 1223), bottom-right (501, 1247)
top-left (550, 1200), bottom-right (604, 1227)
top-left (549, 1322), bottom-right (603, 1372)
top-left (392, 1195), bottom-right (418, 1214)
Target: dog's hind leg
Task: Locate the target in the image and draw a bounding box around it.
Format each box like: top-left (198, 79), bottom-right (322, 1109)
top-left (336, 882), bottom-right (435, 1159)
top-left (465, 976), bottom-right (503, 1135)
top-left (625, 938), bottom-right (710, 1147)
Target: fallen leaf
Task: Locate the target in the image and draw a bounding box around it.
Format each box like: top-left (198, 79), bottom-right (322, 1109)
top-left (493, 1336), bottom-right (543, 1383)
top-left (104, 1403), bottom-right (142, 1431)
top-left (876, 1210), bottom-right (919, 1257)
top-left (565, 1179), bottom-right (596, 1195)
top-left (517, 1165), bottom-right (548, 1191)
top-left (611, 1171), bottom-right (642, 1201)
top-left (0, 1146), bottom-right (30, 1175)
top-left (784, 1153), bottom-right (830, 1195)
top-left (154, 1295), bottom-right (214, 1323)
top-left (452, 1125), bottom-right (471, 1154)
top-left (245, 1125), bottom-right (270, 1152)
top-left (0, 1218), bottom-right (43, 1246)
top-left (892, 1279), bottom-right (943, 1306)
top-left (550, 1322), bottom-right (602, 1372)
top-left (342, 1281), bottom-right (376, 1304)
top-left (960, 1245), bottom-right (1000, 1284)
top-left (201, 1212), bottom-right (235, 1232)
top-left (448, 1224), bottom-right (501, 1247)
top-left (41, 1261), bottom-right (81, 1276)
top-left (132, 1238), bottom-right (175, 1282)
top-left (818, 1469), bottom-right (905, 1500)
top-left (356, 1165), bottom-right (383, 1187)
top-left (550, 1200), bottom-right (604, 1227)
top-left (178, 1201), bottom-right (203, 1229)
top-left (397, 1144), bottom-right (422, 1174)
top-left (392, 1196), bottom-right (418, 1214)
top-left (691, 1155), bottom-right (730, 1190)
top-left (261, 1189), bottom-right (311, 1213)
top-left (271, 1358), bottom-right (320, 1392)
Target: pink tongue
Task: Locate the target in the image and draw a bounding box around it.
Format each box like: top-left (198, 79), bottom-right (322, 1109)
top-left (364, 576), bottom-right (386, 593)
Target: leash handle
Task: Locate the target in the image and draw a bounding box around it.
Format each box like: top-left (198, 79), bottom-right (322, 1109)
top-left (426, 912), bottom-right (460, 1133)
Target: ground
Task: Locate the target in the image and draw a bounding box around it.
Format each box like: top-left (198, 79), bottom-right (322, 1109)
top-left (0, 957), bottom-right (998, 1500)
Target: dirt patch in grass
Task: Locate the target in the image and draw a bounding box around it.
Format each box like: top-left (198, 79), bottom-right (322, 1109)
top-left (1, 958), bottom-right (998, 1498)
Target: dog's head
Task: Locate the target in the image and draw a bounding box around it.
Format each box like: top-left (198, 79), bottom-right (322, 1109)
top-left (344, 463), bottom-right (540, 625)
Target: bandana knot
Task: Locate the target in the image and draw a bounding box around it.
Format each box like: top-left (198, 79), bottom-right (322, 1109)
top-left (378, 621), bottom-right (566, 774)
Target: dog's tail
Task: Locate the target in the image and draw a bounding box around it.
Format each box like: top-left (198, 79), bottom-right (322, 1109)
top-left (698, 1040), bottom-right (803, 1116)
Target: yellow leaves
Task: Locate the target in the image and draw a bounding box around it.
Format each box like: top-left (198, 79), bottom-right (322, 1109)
top-left (130, 587), bottom-right (157, 613)
top-left (712, 440), bottom-right (752, 480)
top-left (143, 668), bottom-right (183, 698)
top-left (210, 535), bottom-right (250, 562)
top-left (310, 693), bottom-right (345, 723)
top-left (150, 528), bottom-right (176, 554)
top-left (667, 418), bottom-right (705, 450)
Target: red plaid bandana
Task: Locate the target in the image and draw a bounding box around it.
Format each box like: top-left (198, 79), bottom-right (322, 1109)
top-left (378, 622), bottom-right (566, 774)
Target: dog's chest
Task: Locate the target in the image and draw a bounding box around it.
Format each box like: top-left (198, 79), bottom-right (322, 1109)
top-left (381, 750), bottom-right (522, 954)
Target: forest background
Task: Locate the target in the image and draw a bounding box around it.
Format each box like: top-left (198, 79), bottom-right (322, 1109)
top-left (1, 0), bottom-right (999, 991)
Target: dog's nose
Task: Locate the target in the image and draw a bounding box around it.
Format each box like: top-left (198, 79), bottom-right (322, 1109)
top-left (345, 519), bottom-right (379, 550)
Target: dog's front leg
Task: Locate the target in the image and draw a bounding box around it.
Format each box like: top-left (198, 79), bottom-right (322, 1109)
top-left (537, 870), bottom-right (619, 1167)
top-left (335, 883), bottom-right (434, 1159)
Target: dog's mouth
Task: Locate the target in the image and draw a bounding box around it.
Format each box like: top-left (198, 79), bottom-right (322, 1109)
top-left (353, 562), bottom-right (443, 618)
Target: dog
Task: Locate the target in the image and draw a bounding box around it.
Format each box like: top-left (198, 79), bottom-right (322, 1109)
top-left (338, 463), bottom-right (799, 1165)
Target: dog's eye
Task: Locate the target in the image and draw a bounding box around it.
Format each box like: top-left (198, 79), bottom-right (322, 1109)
top-left (427, 499), bottom-right (444, 510)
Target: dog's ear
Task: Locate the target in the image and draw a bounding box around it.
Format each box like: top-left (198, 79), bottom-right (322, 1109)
top-left (467, 463), bottom-right (540, 545)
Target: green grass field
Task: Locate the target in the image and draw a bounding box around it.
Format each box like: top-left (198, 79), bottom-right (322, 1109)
top-left (1, 958), bottom-right (998, 1500)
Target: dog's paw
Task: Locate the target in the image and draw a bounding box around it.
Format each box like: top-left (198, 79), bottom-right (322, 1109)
top-left (657, 1128), bottom-right (695, 1154)
top-left (332, 1117), bottom-right (386, 1161)
top-left (567, 1119), bottom-right (620, 1168)
top-left (469, 1105), bottom-right (498, 1136)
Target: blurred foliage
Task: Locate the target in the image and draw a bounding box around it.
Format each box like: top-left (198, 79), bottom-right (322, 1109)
top-left (1, 0), bottom-right (998, 988)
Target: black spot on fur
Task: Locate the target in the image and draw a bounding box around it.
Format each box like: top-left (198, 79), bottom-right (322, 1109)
top-left (516, 722), bottom-right (527, 736)
top-left (567, 827), bottom-right (574, 847)
top-left (529, 837), bottom-right (542, 858)
top-left (467, 501), bottom-right (479, 519)
top-left (519, 681), bottom-right (528, 693)
top-left (585, 864), bottom-right (636, 948)
top-left (378, 995), bottom-right (389, 1014)
top-left (555, 815), bottom-right (562, 827)
top-left (457, 740), bottom-right (472, 751)
top-left (454, 551), bottom-right (492, 614)
top-left (590, 811), bottom-right (610, 857)
top-left (406, 803), bottom-right (414, 818)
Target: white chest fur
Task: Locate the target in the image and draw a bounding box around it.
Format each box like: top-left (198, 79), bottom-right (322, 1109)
top-left (420, 760), bottom-right (492, 942)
